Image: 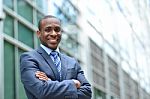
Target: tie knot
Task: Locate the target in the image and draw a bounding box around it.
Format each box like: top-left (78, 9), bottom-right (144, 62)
top-left (50, 51), bottom-right (58, 57)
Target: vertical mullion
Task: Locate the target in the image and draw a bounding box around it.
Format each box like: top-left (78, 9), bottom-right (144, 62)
top-left (0, 0), bottom-right (4, 98)
top-left (14, 0), bottom-right (19, 98)
top-left (15, 47), bottom-right (19, 99)
top-left (33, 1), bottom-right (38, 49)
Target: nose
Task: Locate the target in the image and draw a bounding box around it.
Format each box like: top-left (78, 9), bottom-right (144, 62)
top-left (50, 30), bottom-right (57, 36)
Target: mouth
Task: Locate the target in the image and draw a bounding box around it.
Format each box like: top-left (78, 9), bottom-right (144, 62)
top-left (48, 39), bottom-right (58, 44)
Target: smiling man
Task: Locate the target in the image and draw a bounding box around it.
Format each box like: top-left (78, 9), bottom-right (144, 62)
top-left (20, 15), bottom-right (92, 99)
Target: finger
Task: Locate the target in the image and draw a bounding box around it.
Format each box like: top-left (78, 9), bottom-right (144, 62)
top-left (38, 75), bottom-right (46, 78)
top-left (39, 74), bottom-right (47, 78)
top-left (39, 72), bottom-right (46, 76)
top-left (35, 73), bottom-right (45, 78)
top-left (39, 77), bottom-right (48, 81)
top-left (39, 77), bottom-right (46, 80)
top-left (35, 71), bottom-right (45, 75)
top-left (35, 73), bottom-right (40, 77)
top-left (35, 71), bottom-right (40, 74)
top-left (36, 72), bottom-right (44, 77)
top-left (35, 71), bottom-right (41, 76)
top-left (35, 71), bottom-right (48, 80)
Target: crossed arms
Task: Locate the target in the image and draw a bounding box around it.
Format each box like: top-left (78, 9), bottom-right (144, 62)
top-left (20, 52), bottom-right (92, 99)
top-left (35, 71), bottom-right (81, 89)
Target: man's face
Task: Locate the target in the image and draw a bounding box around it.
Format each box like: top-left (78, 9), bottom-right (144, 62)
top-left (37, 17), bottom-right (61, 50)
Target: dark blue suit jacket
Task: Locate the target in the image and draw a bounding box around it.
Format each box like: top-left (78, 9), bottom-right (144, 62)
top-left (20, 47), bottom-right (92, 99)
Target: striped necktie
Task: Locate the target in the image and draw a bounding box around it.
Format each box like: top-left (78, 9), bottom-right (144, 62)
top-left (50, 51), bottom-right (61, 79)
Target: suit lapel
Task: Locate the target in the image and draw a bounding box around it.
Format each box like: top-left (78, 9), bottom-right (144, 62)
top-left (36, 47), bottom-right (60, 80)
top-left (60, 54), bottom-right (68, 81)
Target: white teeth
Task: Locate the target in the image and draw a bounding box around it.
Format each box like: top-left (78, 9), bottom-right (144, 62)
top-left (49, 39), bottom-right (57, 43)
top-left (51, 39), bottom-right (56, 41)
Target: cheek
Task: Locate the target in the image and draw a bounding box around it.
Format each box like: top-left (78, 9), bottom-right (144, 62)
top-left (41, 33), bottom-right (48, 38)
top-left (39, 35), bottom-right (47, 41)
top-left (58, 33), bottom-right (62, 38)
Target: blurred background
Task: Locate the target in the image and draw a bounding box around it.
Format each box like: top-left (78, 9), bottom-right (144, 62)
top-left (0, 0), bottom-right (150, 99)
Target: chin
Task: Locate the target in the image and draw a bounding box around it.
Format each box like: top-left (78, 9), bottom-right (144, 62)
top-left (46, 43), bottom-right (58, 50)
top-left (51, 47), bottom-right (57, 50)
top-left (49, 46), bottom-right (57, 50)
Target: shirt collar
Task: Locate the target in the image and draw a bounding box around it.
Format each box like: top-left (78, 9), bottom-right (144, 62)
top-left (40, 44), bottom-right (60, 55)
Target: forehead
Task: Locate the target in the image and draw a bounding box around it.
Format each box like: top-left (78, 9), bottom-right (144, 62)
top-left (41, 17), bottom-right (61, 27)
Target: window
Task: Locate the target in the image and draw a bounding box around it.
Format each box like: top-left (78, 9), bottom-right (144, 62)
top-left (17, 0), bottom-right (33, 23)
top-left (3, 0), bottom-right (46, 98)
top-left (18, 49), bottom-right (27, 99)
top-left (36, 11), bottom-right (44, 27)
top-left (36, 0), bottom-right (43, 10)
top-left (18, 22), bottom-right (34, 48)
top-left (4, 41), bottom-right (15, 99)
top-left (94, 88), bottom-right (106, 99)
top-left (3, 14), bottom-right (14, 37)
top-left (60, 33), bottom-right (79, 56)
top-left (4, 41), bottom-right (27, 99)
top-left (3, 0), bottom-right (13, 10)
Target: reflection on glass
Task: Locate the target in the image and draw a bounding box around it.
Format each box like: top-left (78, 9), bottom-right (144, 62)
top-left (18, 22), bottom-right (34, 48)
top-left (17, 0), bottom-right (33, 23)
top-left (3, 0), bottom-right (13, 10)
top-left (36, 11), bottom-right (44, 26)
top-left (4, 41), bottom-right (15, 99)
top-left (4, 14), bottom-right (14, 37)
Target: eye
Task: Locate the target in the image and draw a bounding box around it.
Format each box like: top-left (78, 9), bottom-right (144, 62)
top-left (54, 27), bottom-right (61, 32)
top-left (44, 27), bottom-right (52, 32)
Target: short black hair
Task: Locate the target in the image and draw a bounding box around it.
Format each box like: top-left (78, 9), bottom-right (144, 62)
top-left (38, 15), bottom-right (61, 31)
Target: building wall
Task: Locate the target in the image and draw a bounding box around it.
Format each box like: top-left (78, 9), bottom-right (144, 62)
top-left (1, 0), bottom-right (47, 99)
top-left (77, 0), bottom-right (150, 99)
top-left (1, 0), bottom-right (150, 99)
top-left (47, 0), bottom-right (149, 99)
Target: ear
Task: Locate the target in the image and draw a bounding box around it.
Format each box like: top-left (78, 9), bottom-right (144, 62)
top-left (36, 30), bottom-right (41, 38)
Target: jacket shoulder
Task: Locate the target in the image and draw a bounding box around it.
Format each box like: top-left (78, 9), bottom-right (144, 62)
top-left (61, 53), bottom-right (75, 60)
top-left (20, 49), bottom-right (41, 60)
top-left (21, 49), bottom-right (36, 56)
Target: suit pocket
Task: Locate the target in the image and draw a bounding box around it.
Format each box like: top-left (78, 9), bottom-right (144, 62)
top-left (66, 68), bottom-right (77, 79)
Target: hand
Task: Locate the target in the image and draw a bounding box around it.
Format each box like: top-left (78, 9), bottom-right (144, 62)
top-left (35, 71), bottom-right (50, 81)
top-left (72, 79), bottom-right (81, 88)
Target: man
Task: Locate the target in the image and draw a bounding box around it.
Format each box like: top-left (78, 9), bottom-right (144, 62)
top-left (20, 15), bottom-right (92, 99)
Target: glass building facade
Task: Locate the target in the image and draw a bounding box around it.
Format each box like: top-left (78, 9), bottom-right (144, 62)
top-left (48, 0), bottom-right (81, 59)
top-left (42, 0), bottom-right (150, 99)
top-left (0, 0), bottom-right (47, 99)
top-left (77, 0), bottom-right (150, 99)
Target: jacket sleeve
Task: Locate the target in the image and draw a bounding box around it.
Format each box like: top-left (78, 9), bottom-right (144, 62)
top-left (75, 60), bottom-right (92, 99)
top-left (20, 53), bottom-right (78, 99)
